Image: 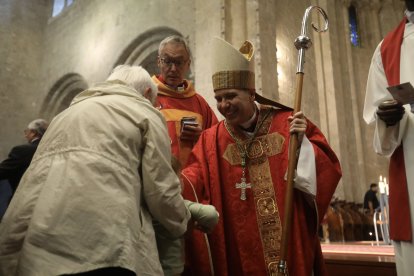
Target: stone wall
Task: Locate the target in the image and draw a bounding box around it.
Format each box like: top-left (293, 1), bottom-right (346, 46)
top-left (0, 0), bottom-right (49, 158)
top-left (0, 0), bottom-right (407, 202)
top-left (41, 0), bottom-right (196, 115)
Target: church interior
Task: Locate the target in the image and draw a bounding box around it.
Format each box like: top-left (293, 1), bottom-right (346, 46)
top-left (0, 0), bottom-right (408, 275)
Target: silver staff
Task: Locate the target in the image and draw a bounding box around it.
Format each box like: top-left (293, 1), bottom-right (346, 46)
top-left (277, 6), bottom-right (328, 276)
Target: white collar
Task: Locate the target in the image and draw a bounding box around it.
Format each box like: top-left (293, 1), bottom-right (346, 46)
top-left (30, 137), bottom-right (40, 143)
top-left (240, 104), bottom-right (258, 130)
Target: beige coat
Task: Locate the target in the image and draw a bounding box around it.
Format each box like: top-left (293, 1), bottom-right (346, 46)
top-left (0, 81), bottom-right (190, 276)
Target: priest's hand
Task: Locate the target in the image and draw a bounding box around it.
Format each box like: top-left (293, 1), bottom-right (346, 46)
top-left (376, 100), bottom-right (405, 127)
top-left (288, 111), bottom-right (307, 145)
top-left (180, 123), bottom-right (202, 143)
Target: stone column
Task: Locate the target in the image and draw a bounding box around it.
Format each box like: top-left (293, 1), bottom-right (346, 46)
top-left (340, 0), bottom-right (369, 201)
top-left (0, 0), bottom-right (49, 159)
top-left (224, 0), bottom-right (248, 46)
top-left (194, 0), bottom-right (225, 117)
top-left (254, 0), bottom-right (278, 101)
top-left (368, 0), bottom-right (383, 46)
top-left (310, 0), bottom-right (345, 199)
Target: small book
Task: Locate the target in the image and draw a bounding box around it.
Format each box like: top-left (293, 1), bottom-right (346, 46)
top-left (386, 82), bottom-right (414, 105)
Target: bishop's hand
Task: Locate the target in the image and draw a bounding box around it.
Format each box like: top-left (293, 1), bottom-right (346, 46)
top-left (376, 99), bottom-right (405, 127)
top-left (288, 111), bottom-right (307, 145)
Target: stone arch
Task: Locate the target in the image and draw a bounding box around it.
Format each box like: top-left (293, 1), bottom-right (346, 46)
top-left (114, 27), bottom-right (191, 78)
top-left (40, 73), bottom-right (88, 120)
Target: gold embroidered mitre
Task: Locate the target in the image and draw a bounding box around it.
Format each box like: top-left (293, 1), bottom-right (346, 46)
top-left (211, 37), bottom-right (255, 91)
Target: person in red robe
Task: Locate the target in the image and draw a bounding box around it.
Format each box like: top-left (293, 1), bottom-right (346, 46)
top-left (181, 38), bottom-right (342, 276)
top-left (152, 35), bottom-right (218, 167)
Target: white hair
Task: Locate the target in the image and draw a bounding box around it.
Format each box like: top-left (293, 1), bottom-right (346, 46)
top-left (158, 35), bottom-right (192, 60)
top-left (27, 119), bottom-right (49, 137)
top-left (107, 65), bottom-right (158, 104)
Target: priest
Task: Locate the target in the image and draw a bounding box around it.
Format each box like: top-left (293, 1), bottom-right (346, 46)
top-left (181, 37), bottom-right (342, 276)
top-left (152, 35), bottom-right (218, 167)
top-left (363, 0), bottom-right (414, 274)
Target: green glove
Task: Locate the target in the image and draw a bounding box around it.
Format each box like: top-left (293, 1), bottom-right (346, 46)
top-left (184, 200), bottom-right (219, 232)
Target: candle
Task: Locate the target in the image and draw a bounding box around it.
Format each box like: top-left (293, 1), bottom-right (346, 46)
top-left (384, 177), bottom-right (389, 196)
top-left (379, 175), bottom-right (386, 194)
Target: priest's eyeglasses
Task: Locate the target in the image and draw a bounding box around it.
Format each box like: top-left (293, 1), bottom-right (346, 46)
top-left (160, 58), bottom-right (188, 69)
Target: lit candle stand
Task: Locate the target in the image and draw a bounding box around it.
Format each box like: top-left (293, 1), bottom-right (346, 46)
top-left (384, 177), bottom-right (389, 196)
top-left (379, 175), bottom-right (386, 194)
top-left (376, 175), bottom-right (390, 245)
top-left (383, 177), bottom-right (389, 230)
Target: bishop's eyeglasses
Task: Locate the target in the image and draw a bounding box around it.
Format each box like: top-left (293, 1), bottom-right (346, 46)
top-left (160, 57), bottom-right (188, 69)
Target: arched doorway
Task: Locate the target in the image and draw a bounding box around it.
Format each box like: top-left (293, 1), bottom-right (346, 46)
top-left (114, 27), bottom-right (192, 79)
top-left (40, 73), bottom-right (88, 120)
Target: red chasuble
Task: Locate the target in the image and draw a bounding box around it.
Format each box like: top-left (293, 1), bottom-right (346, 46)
top-left (152, 76), bottom-right (218, 167)
top-left (380, 17), bottom-right (412, 241)
top-left (182, 107), bottom-right (341, 276)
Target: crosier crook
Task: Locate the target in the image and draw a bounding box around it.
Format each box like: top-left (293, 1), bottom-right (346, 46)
top-left (276, 6), bottom-right (329, 276)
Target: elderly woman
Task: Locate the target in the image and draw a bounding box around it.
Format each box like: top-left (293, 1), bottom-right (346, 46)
top-left (0, 65), bottom-right (190, 276)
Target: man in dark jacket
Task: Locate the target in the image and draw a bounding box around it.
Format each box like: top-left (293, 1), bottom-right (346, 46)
top-left (0, 119), bottom-right (48, 195)
top-left (363, 183), bottom-right (380, 215)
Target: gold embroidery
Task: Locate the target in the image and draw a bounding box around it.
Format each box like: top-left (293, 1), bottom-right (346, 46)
top-left (245, 140), bottom-right (264, 159)
top-left (257, 198), bottom-right (276, 216)
top-left (212, 70), bottom-right (255, 91)
top-left (248, 151), bottom-right (283, 261)
top-left (250, 157), bottom-right (282, 275)
top-left (268, 262), bottom-right (279, 276)
top-left (223, 132), bottom-right (285, 165)
top-left (222, 107), bottom-right (284, 274)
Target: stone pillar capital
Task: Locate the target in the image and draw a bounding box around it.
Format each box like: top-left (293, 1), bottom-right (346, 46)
top-left (369, 0), bottom-right (383, 11)
top-left (340, 0), bottom-right (352, 8)
top-left (353, 0), bottom-right (371, 10)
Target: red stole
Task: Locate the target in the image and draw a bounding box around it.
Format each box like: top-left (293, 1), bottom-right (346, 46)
top-left (151, 75), bottom-right (218, 167)
top-left (380, 17), bottom-right (412, 241)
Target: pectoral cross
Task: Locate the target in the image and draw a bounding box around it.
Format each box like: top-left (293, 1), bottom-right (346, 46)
top-left (236, 177), bottom-right (251, 200)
